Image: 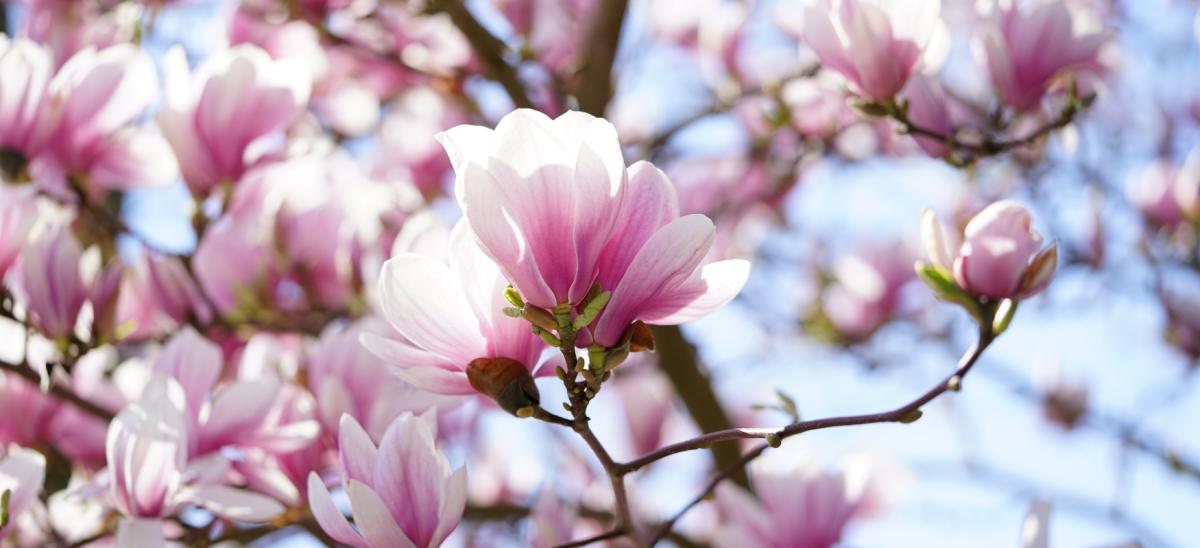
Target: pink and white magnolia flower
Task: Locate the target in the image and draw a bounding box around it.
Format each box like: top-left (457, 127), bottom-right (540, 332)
top-left (116, 252), bottom-right (213, 340)
top-left (0, 185), bottom-right (37, 279)
top-left (714, 454), bottom-right (876, 548)
top-left (158, 44), bottom-right (311, 196)
top-left (922, 201), bottom-right (1057, 300)
top-left (19, 228), bottom-right (90, 339)
top-left (0, 372), bottom-right (59, 447)
top-left (801, 0), bottom-right (943, 101)
top-left (0, 447), bottom-right (46, 539)
top-left (439, 109), bottom-right (750, 347)
top-left (978, 0), bottom-right (1107, 112)
top-left (901, 75), bottom-right (952, 158)
top-left (308, 413), bottom-right (467, 548)
top-left (438, 109), bottom-right (629, 309)
top-left (152, 328), bottom-right (319, 458)
top-left (1125, 157), bottom-right (1196, 227)
top-left (363, 220), bottom-right (546, 397)
top-left (34, 44), bottom-right (176, 197)
top-left (107, 378), bottom-right (285, 546)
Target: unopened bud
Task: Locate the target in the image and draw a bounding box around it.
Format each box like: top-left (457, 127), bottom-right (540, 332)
top-left (522, 306), bottom-right (559, 331)
top-left (898, 409), bottom-right (924, 424)
top-left (766, 433), bottom-right (782, 448)
top-left (467, 357), bottom-right (540, 416)
top-left (628, 321), bottom-right (654, 352)
top-left (504, 286), bottom-right (525, 308)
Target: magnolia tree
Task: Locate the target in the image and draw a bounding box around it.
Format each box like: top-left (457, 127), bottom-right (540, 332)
top-left (0, 0), bottom-right (1194, 546)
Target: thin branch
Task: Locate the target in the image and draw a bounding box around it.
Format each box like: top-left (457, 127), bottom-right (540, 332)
top-left (0, 357), bottom-right (113, 421)
top-left (556, 527), bottom-right (626, 548)
top-left (435, 0), bottom-right (534, 109)
top-left (644, 323), bottom-right (997, 543)
top-left (575, 0), bottom-right (630, 116)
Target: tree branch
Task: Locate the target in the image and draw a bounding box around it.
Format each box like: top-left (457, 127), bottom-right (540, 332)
top-left (645, 323), bottom-right (997, 543)
top-left (575, 0), bottom-right (630, 116)
top-left (0, 357), bottom-right (113, 421)
top-left (435, 0), bottom-right (534, 109)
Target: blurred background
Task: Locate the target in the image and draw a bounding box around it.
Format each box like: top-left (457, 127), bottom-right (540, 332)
top-left (2, 0), bottom-right (1199, 546)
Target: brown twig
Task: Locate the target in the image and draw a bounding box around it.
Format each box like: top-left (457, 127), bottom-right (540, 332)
top-left (435, 0), bottom-right (534, 109)
top-left (0, 357), bottom-right (113, 421)
top-left (644, 321), bottom-right (996, 543)
top-left (575, 0), bottom-right (630, 116)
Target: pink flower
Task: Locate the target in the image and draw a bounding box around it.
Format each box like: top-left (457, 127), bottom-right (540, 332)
top-left (979, 1), bottom-right (1107, 112)
top-left (440, 109), bottom-right (750, 347)
top-left (0, 185), bottom-right (37, 279)
top-left (375, 88), bottom-right (466, 194)
top-left (1125, 158), bottom-right (1195, 227)
top-left (0, 38), bottom-right (54, 161)
top-left (821, 242), bottom-right (914, 341)
top-left (309, 321), bottom-right (463, 441)
top-left (802, 0), bottom-right (943, 101)
top-left (19, 228), bottom-right (90, 339)
top-left (438, 109), bottom-right (629, 309)
top-left (901, 75), bottom-right (952, 158)
top-left (34, 44), bottom-right (175, 196)
top-left (363, 220), bottom-right (546, 398)
top-left (192, 201), bottom-right (275, 316)
top-left (16, 0), bottom-right (139, 67)
top-left (308, 413), bottom-right (467, 548)
top-left (107, 378), bottom-right (285, 546)
top-left (0, 447), bottom-right (46, 538)
top-left (922, 201), bottom-right (1057, 300)
top-left (492, 0), bottom-right (597, 75)
top-left (615, 364), bottom-right (674, 457)
top-left (589, 162), bottom-right (750, 347)
top-left (714, 455), bottom-right (875, 548)
top-left (151, 328), bottom-right (318, 458)
top-left (158, 45), bottom-right (310, 196)
top-left (116, 252), bottom-right (213, 340)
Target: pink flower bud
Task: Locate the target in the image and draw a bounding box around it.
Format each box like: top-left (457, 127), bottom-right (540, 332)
top-left (922, 202), bottom-right (1057, 300)
top-left (822, 242), bottom-right (915, 341)
top-left (801, 0), bottom-right (943, 101)
top-left (308, 413), bottom-right (467, 548)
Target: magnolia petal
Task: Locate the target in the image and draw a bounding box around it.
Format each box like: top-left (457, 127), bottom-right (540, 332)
top-left (179, 484), bottom-right (285, 522)
top-left (347, 480), bottom-right (417, 548)
top-left (307, 473), bottom-right (368, 547)
top-left (638, 259), bottom-right (751, 325)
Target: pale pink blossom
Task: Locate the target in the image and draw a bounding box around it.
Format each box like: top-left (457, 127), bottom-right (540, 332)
top-left (492, 0), bottom-right (596, 74)
top-left (308, 413), bottom-right (467, 548)
top-left (34, 44), bottom-right (176, 197)
top-left (714, 455), bottom-right (875, 548)
top-left (16, 0), bottom-right (139, 67)
top-left (19, 228), bottom-right (89, 339)
top-left (1125, 158), bottom-right (1193, 227)
top-left (439, 109), bottom-right (628, 309)
top-left (49, 346), bottom-right (138, 469)
top-left (107, 377), bottom-right (285, 546)
top-left (158, 44), bottom-right (311, 195)
top-left (0, 447), bottom-right (46, 538)
top-left (615, 364), bottom-right (675, 457)
top-left (363, 220), bottom-right (546, 396)
top-left (0, 185), bottom-right (37, 279)
top-left (922, 201), bottom-right (1057, 300)
top-left (822, 242), bottom-right (915, 341)
top-left (116, 252), bottom-right (213, 340)
top-left (802, 0), bottom-right (943, 101)
top-left (375, 88), bottom-right (466, 194)
top-left (152, 328), bottom-right (319, 458)
top-left (979, 1), bottom-right (1107, 112)
top-left (0, 38), bottom-right (54, 162)
top-left (0, 371), bottom-right (59, 447)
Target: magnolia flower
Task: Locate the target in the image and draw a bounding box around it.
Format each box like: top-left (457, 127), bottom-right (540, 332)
top-left (0, 447), bottom-right (46, 538)
top-left (107, 378), bottom-right (285, 546)
top-left (1126, 158), bottom-right (1194, 227)
top-left (714, 454), bottom-right (875, 548)
top-left (0, 372), bottom-right (59, 447)
top-left (152, 328), bottom-right (318, 458)
top-left (308, 413), bottom-right (466, 548)
top-left (19, 228), bottom-right (90, 339)
top-left (615, 364), bottom-right (674, 457)
top-left (35, 44), bottom-right (176, 196)
top-left (922, 201), bottom-right (1057, 300)
top-left (439, 109), bottom-right (750, 347)
top-left (363, 219), bottom-right (546, 406)
top-left (438, 109), bottom-right (629, 309)
top-left (0, 38), bottom-right (54, 163)
top-left (821, 242), bottom-right (914, 341)
top-left (802, 0), bottom-right (943, 101)
top-left (116, 252), bottom-right (213, 340)
top-left (979, 1), bottom-right (1106, 112)
top-left (158, 44), bottom-right (311, 195)
top-left (0, 185), bottom-right (37, 279)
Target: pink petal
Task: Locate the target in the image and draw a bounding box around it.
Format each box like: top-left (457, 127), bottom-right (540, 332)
top-left (374, 413), bottom-right (445, 547)
top-left (307, 473), bottom-right (368, 547)
top-left (347, 480), bottom-right (417, 548)
top-left (638, 259), bottom-right (750, 325)
top-left (178, 484), bottom-right (285, 522)
top-left (595, 161), bottom-right (680, 292)
top-left (378, 254), bottom-right (486, 365)
top-left (593, 215), bottom-right (715, 346)
top-left (338, 414), bottom-right (379, 485)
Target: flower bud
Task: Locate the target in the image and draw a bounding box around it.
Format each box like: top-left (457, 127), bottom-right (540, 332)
top-left (467, 357), bottom-right (540, 416)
